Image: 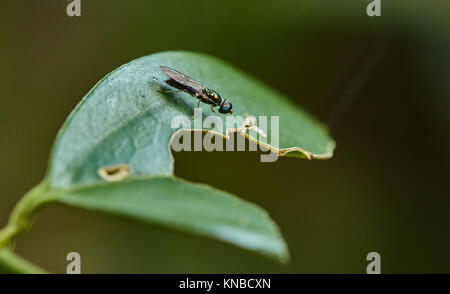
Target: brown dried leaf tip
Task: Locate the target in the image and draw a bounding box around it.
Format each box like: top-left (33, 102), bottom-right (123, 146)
top-left (98, 164), bottom-right (130, 182)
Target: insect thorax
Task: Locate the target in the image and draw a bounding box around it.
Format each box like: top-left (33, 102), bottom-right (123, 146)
top-left (204, 88), bottom-right (222, 104)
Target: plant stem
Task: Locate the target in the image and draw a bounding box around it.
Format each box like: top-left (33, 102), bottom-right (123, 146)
top-left (0, 181), bottom-right (56, 273)
top-left (0, 248), bottom-right (48, 274)
top-left (0, 182), bottom-right (54, 248)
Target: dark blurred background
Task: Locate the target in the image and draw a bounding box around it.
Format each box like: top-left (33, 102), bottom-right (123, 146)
top-left (1, 0), bottom-right (449, 273)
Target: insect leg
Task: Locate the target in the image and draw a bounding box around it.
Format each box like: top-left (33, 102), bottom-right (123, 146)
top-left (210, 106), bottom-right (216, 113)
top-left (196, 100), bottom-right (201, 108)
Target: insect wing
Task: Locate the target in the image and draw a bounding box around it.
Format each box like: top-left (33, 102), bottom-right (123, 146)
top-left (160, 66), bottom-right (205, 93)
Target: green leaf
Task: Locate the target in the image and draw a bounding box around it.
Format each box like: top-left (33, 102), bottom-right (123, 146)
top-left (47, 51), bottom-right (334, 189)
top-left (0, 51), bottom-right (335, 264)
top-left (54, 176), bottom-right (288, 262)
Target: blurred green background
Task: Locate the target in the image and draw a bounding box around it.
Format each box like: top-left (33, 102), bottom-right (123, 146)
top-left (1, 0), bottom-right (449, 273)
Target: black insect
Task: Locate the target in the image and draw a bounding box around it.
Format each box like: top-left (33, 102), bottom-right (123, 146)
top-left (159, 66), bottom-right (233, 114)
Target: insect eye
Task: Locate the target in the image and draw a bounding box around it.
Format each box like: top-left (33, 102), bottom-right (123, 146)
top-left (219, 100), bottom-right (232, 113)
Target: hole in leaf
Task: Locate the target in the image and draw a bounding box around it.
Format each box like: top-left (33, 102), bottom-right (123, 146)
top-left (98, 164), bottom-right (130, 182)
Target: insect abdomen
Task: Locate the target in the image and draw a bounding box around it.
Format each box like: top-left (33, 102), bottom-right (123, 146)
top-left (165, 79), bottom-right (197, 96)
